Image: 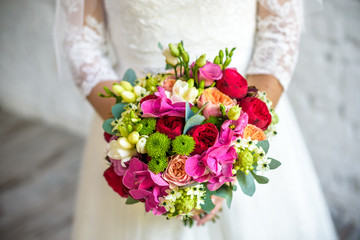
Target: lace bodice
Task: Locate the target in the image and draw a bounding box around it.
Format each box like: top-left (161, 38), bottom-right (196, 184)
top-left (56, 0), bottom-right (302, 96)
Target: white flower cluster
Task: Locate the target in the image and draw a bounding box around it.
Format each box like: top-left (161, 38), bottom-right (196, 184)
top-left (256, 91), bottom-right (279, 139)
top-left (234, 137), bottom-right (270, 174)
top-left (160, 184), bottom-right (206, 219)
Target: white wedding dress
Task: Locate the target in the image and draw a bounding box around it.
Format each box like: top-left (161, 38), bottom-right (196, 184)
top-left (55, 0), bottom-right (337, 239)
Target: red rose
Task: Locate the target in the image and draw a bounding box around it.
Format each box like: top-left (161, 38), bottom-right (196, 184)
top-left (104, 166), bottom-right (129, 198)
top-left (140, 94), bottom-right (157, 105)
top-left (155, 116), bottom-right (184, 140)
top-left (104, 132), bottom-right (113, 143)
top-left (187, 123), bottom-right (219, 155)
top-left (238, 97), bottom-right (272, 130)
top-left (216, 68), bottom-right (248, 99)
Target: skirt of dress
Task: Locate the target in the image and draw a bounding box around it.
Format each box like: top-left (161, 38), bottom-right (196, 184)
top-left (72, 95), bottom-right (337, 240)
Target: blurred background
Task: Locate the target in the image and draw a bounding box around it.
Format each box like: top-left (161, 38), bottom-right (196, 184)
top-left (0, 0), bottom-right (359, 239)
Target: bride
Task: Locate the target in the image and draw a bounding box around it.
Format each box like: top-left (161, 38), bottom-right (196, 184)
top-left (55, 0), bottom-right (337, 239)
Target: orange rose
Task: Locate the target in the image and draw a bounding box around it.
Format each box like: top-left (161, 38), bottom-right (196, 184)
top-left (197, 87), bottom-right (237, 119)
top-left (162, 155), bottom-right (193, 189)
top-left (162, 75), bottom-right (176, 92)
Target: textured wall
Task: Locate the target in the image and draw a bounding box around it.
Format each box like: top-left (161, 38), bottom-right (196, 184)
top-left (289, 0), bottom-right (360, 228)
top-left (0, 0), bottom-right (359, 232)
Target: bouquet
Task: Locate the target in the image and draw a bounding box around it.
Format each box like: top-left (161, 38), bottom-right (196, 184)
top-left (100, 42), bottom-right (281, 226)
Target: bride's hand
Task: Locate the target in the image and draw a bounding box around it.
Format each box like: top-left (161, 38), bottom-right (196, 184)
top-left (246, 74), bottom-right (283, 108)
top-left (193, 195), bottom-right (224, 226)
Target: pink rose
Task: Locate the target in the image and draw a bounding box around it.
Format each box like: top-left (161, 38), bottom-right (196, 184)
top-left (162, 155), bottom-right (193, 189)
top-left (162, 75), bottom-right (177, 92)
top-left (197, 87), bottom-right (237, 119)
top-left (190, 61), bottom-right (223, 87)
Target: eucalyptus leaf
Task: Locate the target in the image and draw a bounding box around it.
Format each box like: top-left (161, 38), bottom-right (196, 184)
top-left (201, 186), bottom-right (215, 213)
top-left (125, 196), bottom-right (140, 205)
top-left (251, 171), bottom-right (269, 184)
top-left (269, 158), bottom-right (281, 170)
top-left (256, 140), bottom-right (269, 154)
top-left (185, 102), bottom-right (196, 122)
top-left (213, 184), bottom-right (233, 208)
top-left (236, 170), bottom-right (256, 197)
top-left (183, 115), bottom-right (205, 134)
top-left (157, 42), bottom-right (163, 50)
top-left (103, 118), bottom-right (115, 135)
top-left (112, 103), bottom-right (126, 119)
top-left (122, 69), bottom-right (137, 86)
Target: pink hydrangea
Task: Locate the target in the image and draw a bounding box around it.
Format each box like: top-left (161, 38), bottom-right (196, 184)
top-left (141, 87), bottom-right (189, 118)
top-left (216, 112), bottom-right (248, 146)
top-left (185, 145), bottom-right (237, 191)
top-left (122, 158), bottom-right (168, 215)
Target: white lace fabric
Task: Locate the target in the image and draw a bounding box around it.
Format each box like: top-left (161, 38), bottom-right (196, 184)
top-left (246, 0), bottom-right (302, 90)
top-left (56, 0), bottom-right (302, 95)
top-left (65, 16), bottom-right (119, 96)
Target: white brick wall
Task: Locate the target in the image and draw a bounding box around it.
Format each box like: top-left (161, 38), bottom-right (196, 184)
top-left (0, 0), bottom-right (359, 231)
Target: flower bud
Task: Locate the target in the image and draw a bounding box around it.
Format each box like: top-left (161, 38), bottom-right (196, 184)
top-left (136, 137), bottom-right (147, 154)
top-left (199, 80), bottom-right (205, 89)
top-left (195, 54), bottom-right (206, 68)
top-left (213, 56), bottom-right (221, 65)
top-left (181, 51), bottom-right (189, 63)
top-left (224, 57), bottom-right (231, 68)
top-left (112, 84), bottom-right (125, 95)
top-left (163, 48), bottom-right (180, 66)
top-left (118, 125), bottom-right (129, 137)
top-left (118, 137), bottom-right (134, 150)
top-left (127, 124), bottom-right (133, 133)
top-left (168, 43), bottom-right (180, 57)
top-left (187, 78), bottom-right (194, 88)
top-left (120, 81), bottom-right (133, 91)
top-left (227, 105), bottom-right (241, 120)
top-left (128, 131), bottom-right (140, 144)
top-left (134, 123), bottom-right (143, 132)
top-left (121, 91), bottom-right (136, 103)
top-left (219, 50), bottom-right (224, 61)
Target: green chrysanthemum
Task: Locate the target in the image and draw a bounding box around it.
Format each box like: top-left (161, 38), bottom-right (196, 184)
top-left (234, 149), bottom-right (254, 175)
top-left (139, 118), bottom-right (156, 135)
top-left (146, 132), bottom-right (171, 158)
top-left (148, 156), bottom-right (168, 174)
top-left (172, 135), bottom-right (195, 156)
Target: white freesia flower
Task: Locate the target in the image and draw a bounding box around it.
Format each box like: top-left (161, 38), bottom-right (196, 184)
top-left (107, 139), bottom-right (137, 166)
top-left (136, 137), bottom-right (147, 154)
top-left (162, 48), bottom-right (179, 66)
top-left (171, 80), bottom-right (199, 103)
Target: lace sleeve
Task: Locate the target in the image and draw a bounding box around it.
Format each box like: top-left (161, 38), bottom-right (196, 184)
top-left (246, 0), bottom-right (303, 90)
top-left (56, 0), bottom-right (119, 96)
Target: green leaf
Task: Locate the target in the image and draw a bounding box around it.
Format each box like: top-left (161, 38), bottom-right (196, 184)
top-left (251, 171), bottom-right (269, 184)
top-left (236, 170), bottom-right (256, 197)
top-left (157, 42), bottom-right (163, 50)
top-left (185, 102), bottom-right (196, 122)
top-left (125, 196), bottom-right (139, 205)
top-left (183, 115), bottom-right (205, 134)
top-left (201, 186), bottom-right (215, 213)
top-left (122, 69), bottom-right (137, 86)
top-left (232, 184), bottom-right (237, 192)
top-left (165, 64), bottom-right (173, 70)
top-left (103, 118), bottom-right (115, 134)
top-left (269, 158), bottom-right (281, 170)
top-left (213, 184), bottom-right (233, 208)
top-left (112, 103), bottom-right (126, 119)
top-left (257, 140), bottom-right (269, 154)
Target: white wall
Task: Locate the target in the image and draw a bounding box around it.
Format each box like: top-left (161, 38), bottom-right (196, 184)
top-left (0, 0), bottom-right (359, 227)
